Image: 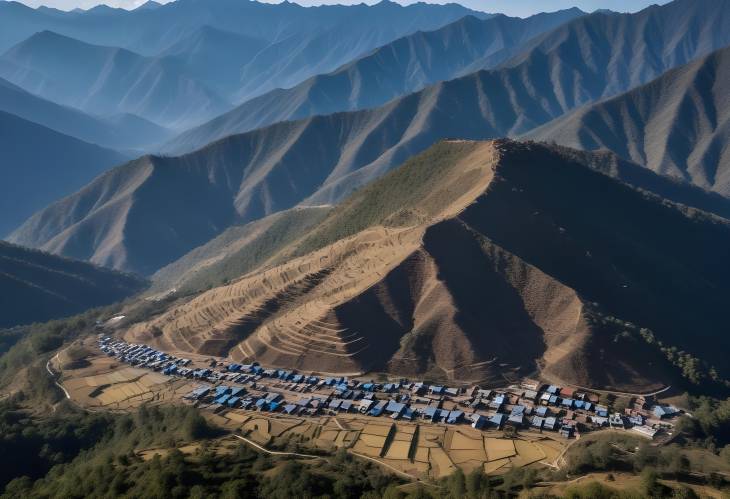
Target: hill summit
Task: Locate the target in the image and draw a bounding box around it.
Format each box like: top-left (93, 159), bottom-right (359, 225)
top-left (123, 140), bottom-right (730, 391)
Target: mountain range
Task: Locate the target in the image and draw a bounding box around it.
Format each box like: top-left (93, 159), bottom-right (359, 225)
top-left (0, 240), bottom-right (146, 328)
top-left (164, 8), bottom-right (586, 153)
top-left (0, 110), bottom-right (127, 237)
top-left (0, 0), bottom-right (485, 55)
top-left (0, 0), bottom-right (728, 399)
top-left (13, 0), bottom-right (730, 277)
top-left (168, 0), bottom-right (730, 154)
top-left (529, 44), bottom-right (730, 197)
top-left (0, 31), bottom-right (231, 129)
top-left (122, 140), bottom-right (730, 389)
top-left (0, 75), bottom-right (170, 151)
top-left (0, 0), bottom-right (485, 130)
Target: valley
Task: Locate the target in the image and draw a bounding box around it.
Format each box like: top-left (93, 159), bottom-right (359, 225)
top-left (1, 0), bottom-right (730, 496)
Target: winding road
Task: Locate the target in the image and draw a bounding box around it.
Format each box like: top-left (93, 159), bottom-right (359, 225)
top-left (45, 351), bottom-right (71, 400)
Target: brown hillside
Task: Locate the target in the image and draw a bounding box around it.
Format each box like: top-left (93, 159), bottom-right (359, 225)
top-left (124, 140), bottom-right (730, 390)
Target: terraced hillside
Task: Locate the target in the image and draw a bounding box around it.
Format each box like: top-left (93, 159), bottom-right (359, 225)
top-left (124, 141), bottom-right (730, 390)
top-left (0, 241), bottom-right (147, 328)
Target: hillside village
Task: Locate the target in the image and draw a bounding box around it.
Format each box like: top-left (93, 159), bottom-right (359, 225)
top-left (98, 336), bottom-right (681, 443)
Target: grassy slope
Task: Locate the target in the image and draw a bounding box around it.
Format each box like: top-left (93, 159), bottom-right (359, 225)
top-left (152, 207), bottom-right (332, 294)
top-left (293, 141), bottom-right (489, 257)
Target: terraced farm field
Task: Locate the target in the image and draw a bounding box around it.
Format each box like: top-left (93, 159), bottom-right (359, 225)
top-left (57, 339), bottom-right (198, 411)
top-left (193, 408), bottom-right (567, 480)
top-left (56, 335), bottom-right (567, 481)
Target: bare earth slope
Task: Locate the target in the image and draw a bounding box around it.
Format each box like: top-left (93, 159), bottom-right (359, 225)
top-left (0, 240), bottom-right (146, 328)
top-left (123, 141), bottom-right (730, 391)
top-left (528, 45), bottom-right (730, 197)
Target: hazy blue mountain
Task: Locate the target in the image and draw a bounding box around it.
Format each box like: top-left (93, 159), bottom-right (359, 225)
top-left (12, 0), bottom-right (730, 275)
top-left (0, 110), bottom-right (128, 237)
top-left (166, 8), bottom-right (586, 154)
top-left (528, 45), bottom-right (730, 197)
top-left (0, 240), bottom-right (146, 328)
top-left (500, 0), bottom-right (730, 99)
top-left (0, 76), bottom-right (168, 152)
top-left (0, 0), bottom-right (485, 102)
top-left (0, 31), bottom-right (230, 129)
top-left (160, 25), bottom-right (268, 96)
top-left (228, 1), bottom-right (493, 102)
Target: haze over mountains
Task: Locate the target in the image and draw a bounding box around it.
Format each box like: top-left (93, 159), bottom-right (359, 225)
top-left (0, 110), bottom-right (127, 237)
top-left (0, 0), bottom-right (484, 55)
top-left (170, 0), bottom-right (730, 154)
top-left (0, 30), bottom-right (231, 128)
top-left (13, 0), bottom-right (730, 278)
top-left (0, 75), bottom-right (169, 151)
top-left (529, 45), bottom-right (730, 196)
top-left (0, 0), bottom-right (486, 131)
top-left (165, 7), bottom-right (586, 153)
top-left (0, 240), bottom-right (146, 328)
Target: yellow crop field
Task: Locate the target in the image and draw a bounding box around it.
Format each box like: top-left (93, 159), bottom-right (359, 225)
top-left (359, 433), bottom-right (387, 447)
top-left (485, 438), bottom-right (516, 461)
top-left (511, 439), bottom-right (546, 467)
top-left (450, 431), bottom-right (484, 450)
top-left (484, 457), bottom-right (511, 474)
top-left (270, 419), bottom-right (301, 437)
top-left (319, 429), bottom-right (340, 442)
top-left (414, 447), bottom-right (430, 463)
top-left (243, 418), bottom-right (270, 436)
top-left (536, 438), bottom-right (563, 462)
top-left (225, 412), bottom-right (250, 423)
top-left (384, 440), bottom-right (411, 460)
top-left (430, 447), bottom-right (457, 478)
top-left (352, 440), bottom-right (384, 457)
top-left (363, 423), bottom-right (393, 437)
top-left (449, 448), bottom-right (488, 464)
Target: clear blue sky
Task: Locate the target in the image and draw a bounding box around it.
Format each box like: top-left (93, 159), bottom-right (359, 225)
top-left (11, 0), bottom-right (670, 17)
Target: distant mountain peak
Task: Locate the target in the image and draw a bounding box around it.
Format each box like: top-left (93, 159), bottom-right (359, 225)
top-left (135, 1), bottom-right (163, 10)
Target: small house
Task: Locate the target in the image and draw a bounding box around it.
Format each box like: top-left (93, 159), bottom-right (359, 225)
top-left (609, 413), bottom-right (625, 428)
top-left (522, 390), bottom-right (539, 403)
top-left (489, 394), bottom-right (506, 410)
top-left (653, 405), bottom-right (679, 419)
top-left (632, 425), bottom-right (658, 439)
top-left (369, 400), bottom-right (387, 417)
top-left (559, 424), bottom-right (574, 438)
top-left (470, 414), bottom-right (487, 429)
top-left (359, 399), bottom-right (375, 413)
top-left (422, 407), bottom-right (438, 421)
top-left (282, 404), bottom-right (298, 415)
top-left (488, 414), bottom-right (505, 429)
top-left (446, 410), bottom-right (464, 424)
top-left (543, 417), bottom-right (557, 430)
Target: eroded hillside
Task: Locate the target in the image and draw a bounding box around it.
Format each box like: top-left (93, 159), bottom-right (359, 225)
top-left (124, 140), bottom-right (730, 390)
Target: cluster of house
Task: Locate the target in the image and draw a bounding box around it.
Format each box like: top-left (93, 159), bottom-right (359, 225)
top-left (98, 337), bottom-right (679, 439)
top-left (99, 337), bottom-right (192, 372)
